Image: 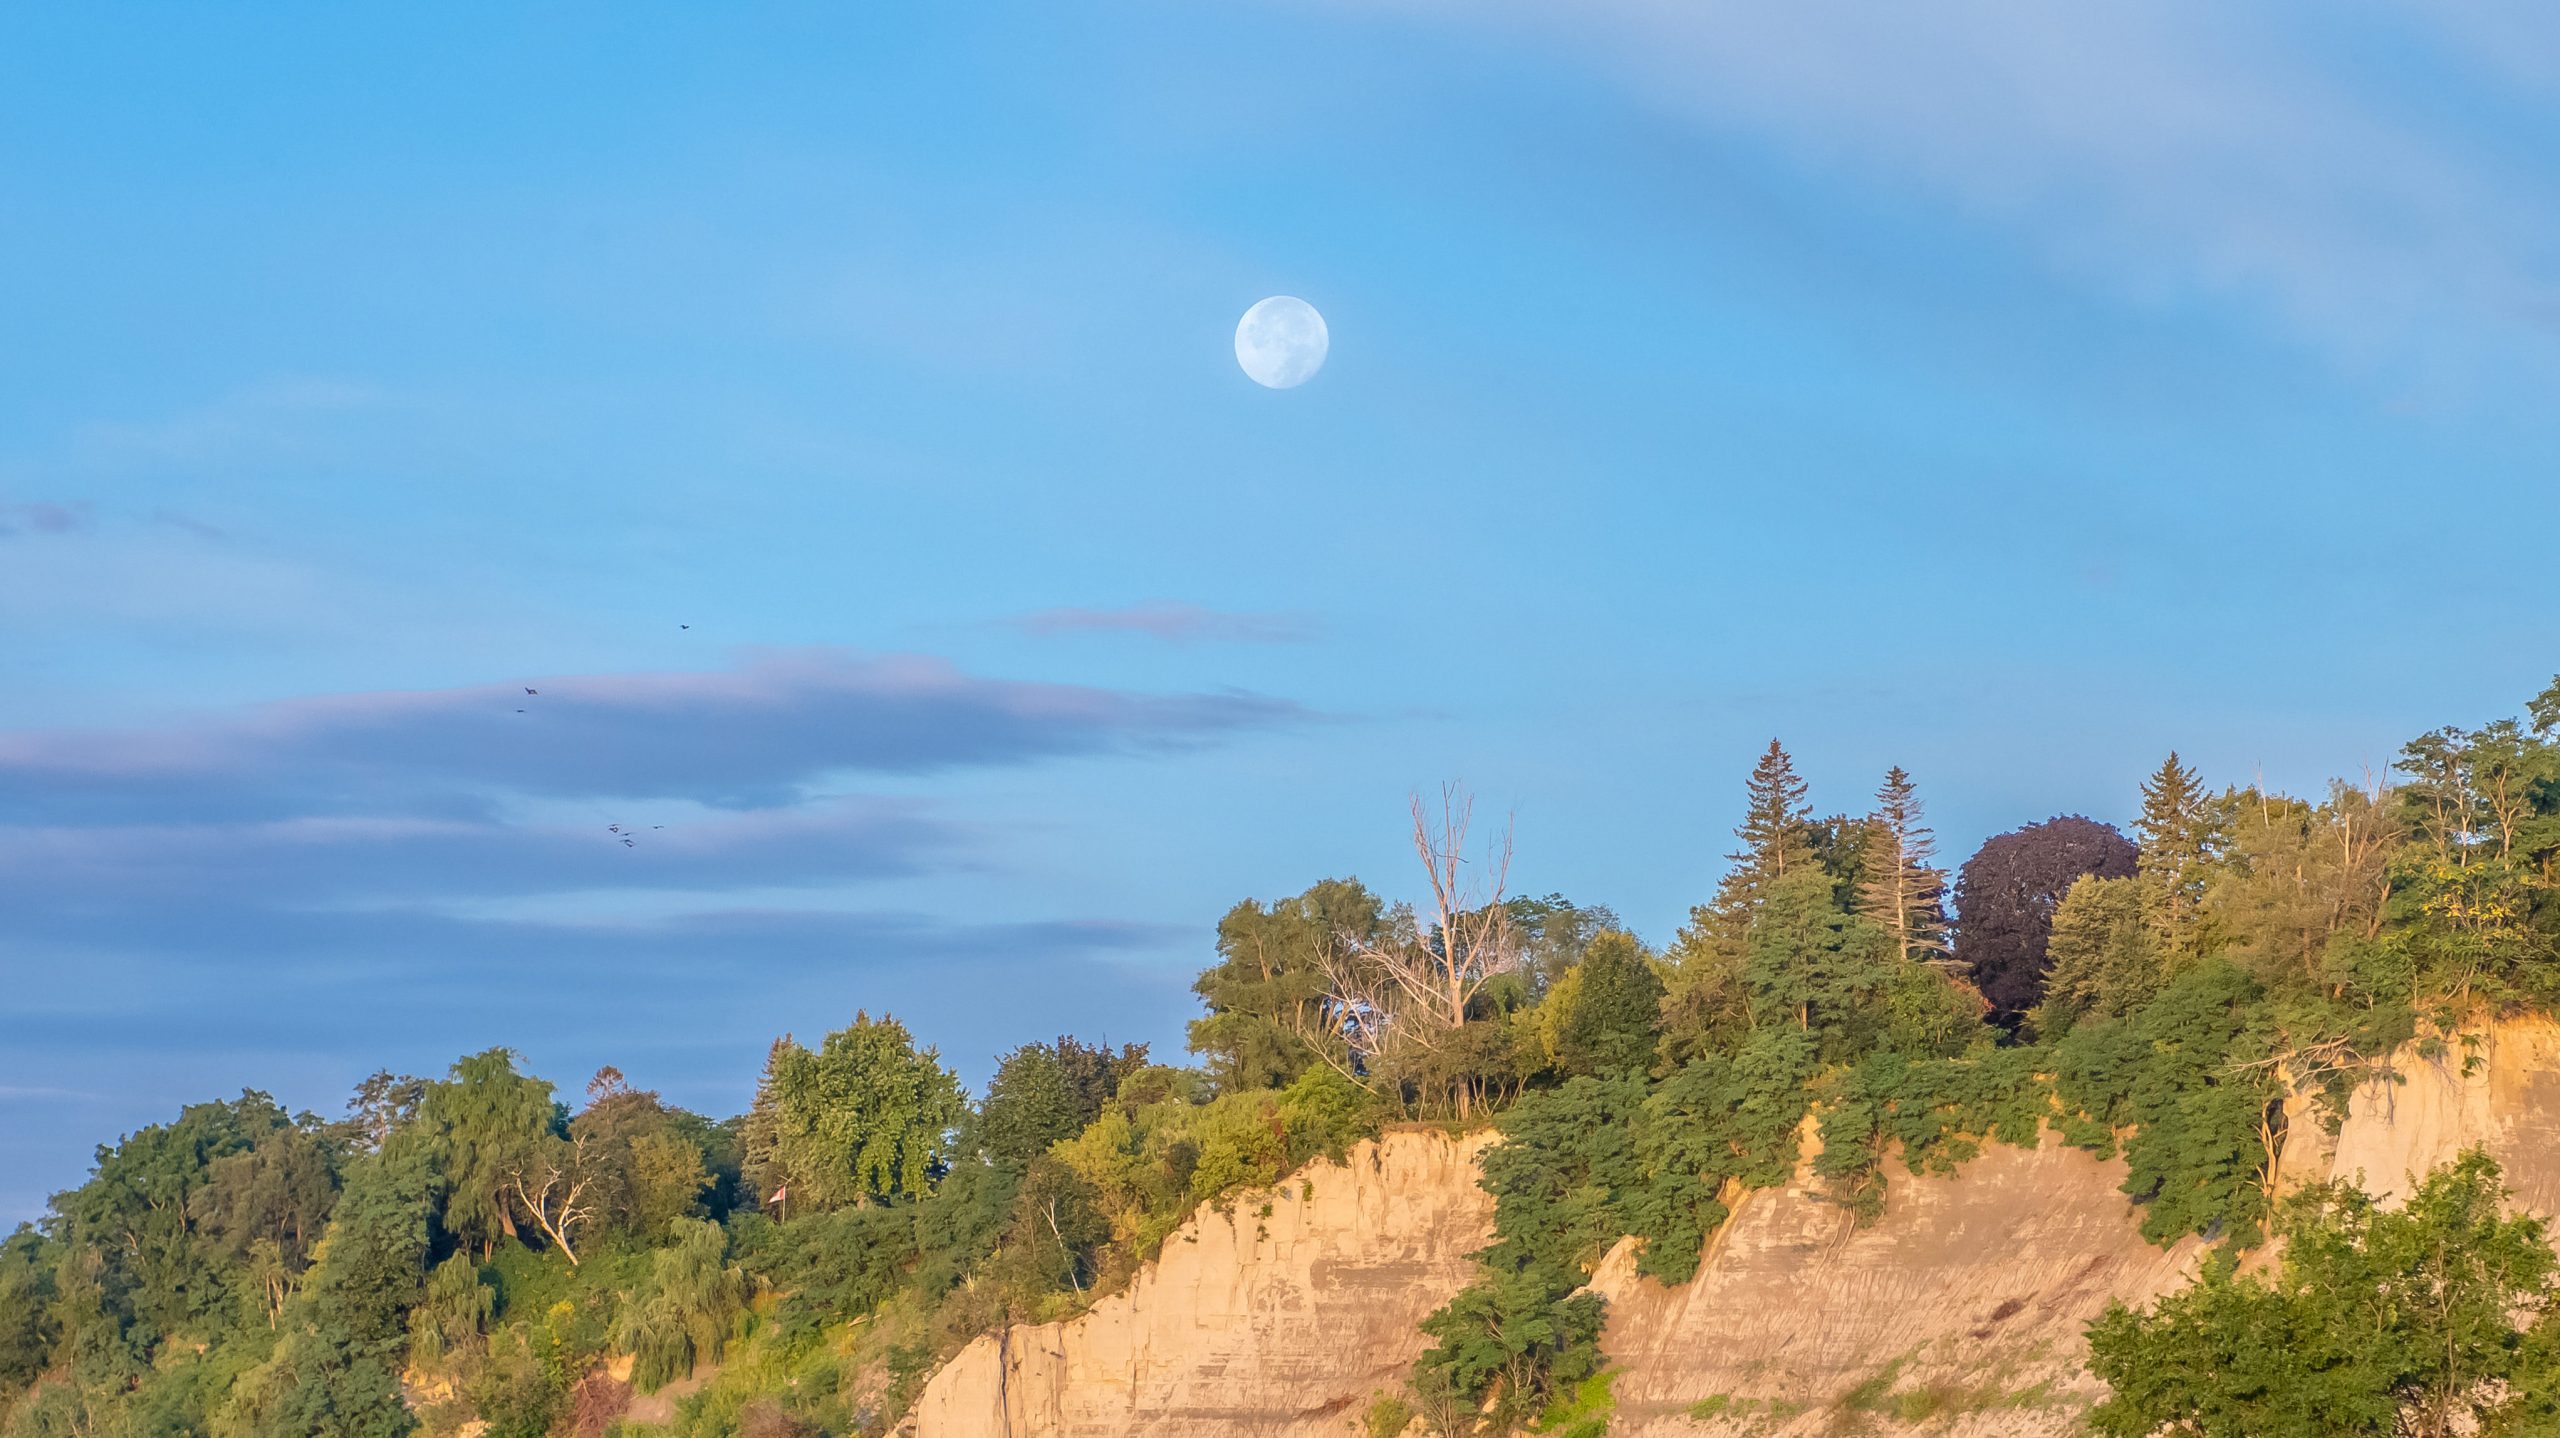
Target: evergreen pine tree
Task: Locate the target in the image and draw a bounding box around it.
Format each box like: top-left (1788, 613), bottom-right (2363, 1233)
top-left (1857, 766), bottom-right (1951, 965)
top-left (739, 1036), bottom-right (792, 1212)
top-left (1664, 741), bottom-right (1817, 1051)
top-left (1706, 740), bottom-right (1817, 927)
top-left (1730, 739), bottom-right (1815, 882)
top-left (2135, 752), bottom-right (2214, 945)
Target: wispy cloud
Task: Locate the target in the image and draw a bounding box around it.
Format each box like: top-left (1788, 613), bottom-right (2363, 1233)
top-left (0, 648), bottom-right (1306, 821)
top-left (0, 650), bottom-right (1284, 1184)
top-left (0, 1085), bottom-right (101, 1104)
top-left (1009, 600), bottom-right (1318, 645)
top-left (0, 799), bottom-right (960, 908)
top-left (1381, 1), bottom-right (2560, 388)
top-left (0, 501), bottom-right (91, 538)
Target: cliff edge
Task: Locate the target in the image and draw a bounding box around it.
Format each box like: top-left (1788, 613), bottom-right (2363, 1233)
top-left (913, 1022), bottom-right (2560, 1437)
top-left (910, 1129), bottom-right (1496, 1437)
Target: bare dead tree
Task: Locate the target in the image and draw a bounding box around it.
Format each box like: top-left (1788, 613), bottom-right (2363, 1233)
top-left (1310, 785), bottom-right (1522, 1120)
top-left (507, 1134), bottom-right (598, 1267)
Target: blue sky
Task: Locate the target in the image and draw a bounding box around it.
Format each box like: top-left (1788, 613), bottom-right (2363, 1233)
top-left (4, 2), bottom-right (2558, 1220)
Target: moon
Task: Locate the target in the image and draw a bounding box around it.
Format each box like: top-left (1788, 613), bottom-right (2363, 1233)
top-left (1234, 296), bottom-right (1328, 389)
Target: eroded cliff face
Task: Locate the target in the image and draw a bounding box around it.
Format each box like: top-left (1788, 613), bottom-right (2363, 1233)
top-left (1594, 1134), bottom-right (2201, 1437)
top-left (912, 1022), bottom-right (2560, 1437)
top-left (909, 1130), bottom-right (1496, 1438)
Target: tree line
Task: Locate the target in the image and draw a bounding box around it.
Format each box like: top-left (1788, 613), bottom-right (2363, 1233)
top-left (8, 679), bottom-right (2560, 1436)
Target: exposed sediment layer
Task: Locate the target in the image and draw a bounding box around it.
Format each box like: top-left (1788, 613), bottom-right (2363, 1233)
top-left (914, 1022), bottom-right (2560, 1437)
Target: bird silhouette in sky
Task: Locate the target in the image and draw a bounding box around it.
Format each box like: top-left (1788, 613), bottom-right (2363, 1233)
top-left (524, 687), bottom-right (538, 695)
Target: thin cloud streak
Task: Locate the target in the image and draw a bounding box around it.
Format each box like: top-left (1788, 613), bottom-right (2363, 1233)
top-left (0, 648), bottom-right (1307, 819)
top-left (0, 501), bottom-right (90, 537)
top-left (1009, 600), bottom-right (1319, 645)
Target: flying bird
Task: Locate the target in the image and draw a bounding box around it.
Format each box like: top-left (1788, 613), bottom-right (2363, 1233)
top-left (524, 687), bottom-right (538, 695)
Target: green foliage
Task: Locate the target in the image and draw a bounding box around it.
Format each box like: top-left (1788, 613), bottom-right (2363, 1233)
top-left (1416, 1267), bottom-right (1606, 1431)
top-left (2087, 1151), bottom-right (2560, 1438)
top-left (569, 1071), bottom-right (715, 1243)
top-left (52, 1090), bottom-right (302, 1345)
top-left (977, 1035), bottom-right (1149, 1170)
top-left (2135, 751), bottom-right (2218, 946)
top-left (1741, 868), bottom-right (1899, 1057)
top-left (1532, 1368), bottom-right (1615, 1438)
top-left (2055, 959), bottom-right (2281, 1245)
top-left (1535, 932), bottom-right (1663, 1080)
top-left (1052, 1063), bottom-right (1381, 1286)
top-left (756, 1012), bottom-right (966, 1212)
top-left (1412, 1074), bottom-right (1638, 1428)
top-left (1506, 894), bottom-right (1627, 995)
top-left (1189, 878), bottom-right (1387, 1091)
top-left (1813, 1044), bottom-right (2048, 1221)
top-left (616, 1219), bottom-right (749, 1392)
top-left (2033, 874), bottom-right (2167, 1037)
top-left (227, 1139), bottom-right (437, 1438)
top-left (1627, 1027), bottom-right (1815, 1282)
top-left (405, 1252), bottom-right (493, 1372)
top-left (416, 1050), bottom-right (561, 1256)
top-left (1363, 1390), bottom-right (1418, 1438)
top-left (0, 1230), bottom-right (57, 1399)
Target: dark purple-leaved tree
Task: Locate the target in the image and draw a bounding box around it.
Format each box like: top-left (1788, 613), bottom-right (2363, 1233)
top-left (1953, 815), bottom-right (2138, 1021)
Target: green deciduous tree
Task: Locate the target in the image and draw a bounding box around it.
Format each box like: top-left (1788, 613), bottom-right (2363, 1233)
top-left (1534, 931), bottom-right (1664, 1079)
top-left (978, 1036), bottom-right (1150, 1170)
top-left (414, 1050), bottom-right (561, 1257)
top-left (226, 1140), bottom-right (436, 1438)
top-left (1187, 877), bottom-right (1388, 1092)
top-left (2055, 959), bottom-right (2281, 1246)
top-left (757, 1013), bottom-right (966, 1211)
top-left (2087, 1151), bottom-right (2559, 1438)
top-left (567, 1068), bottom-right (713, 1242)
top-left (615, 1218), bottom-right (749, 1392)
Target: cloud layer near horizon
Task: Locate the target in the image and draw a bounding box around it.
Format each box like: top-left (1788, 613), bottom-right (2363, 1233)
top-left (2, 648), bottom-right (1300, 822)
top-left (0, 650), bottom-right (1302, 1216)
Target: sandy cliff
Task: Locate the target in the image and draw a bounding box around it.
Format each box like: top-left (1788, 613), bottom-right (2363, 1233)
top-left (913, 1022), bottom-right (2560, 1437)
top-left (910, 1129), bottom-right (1497, 1437)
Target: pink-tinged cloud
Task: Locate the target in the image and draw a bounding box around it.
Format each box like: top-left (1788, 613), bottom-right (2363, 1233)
top-left (0, 648), bottom-right (1304, 818)
top-left (1009, 601), bottom-right (1316, 645)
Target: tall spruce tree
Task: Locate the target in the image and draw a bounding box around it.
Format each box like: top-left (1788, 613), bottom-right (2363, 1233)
top-left (1858, 766), bottom-right (1951, 966)
top-left (738, 1037), bottom-right (791, 1211)
top-left (1664, 741), bottom-right (1820, 1051)
top-left (2135, 752), bottom-right (2215, 947)
top-left (1732, 740), bottom-right (1814, 879)
top-left (1705, 739), bottom-right (1815, 931)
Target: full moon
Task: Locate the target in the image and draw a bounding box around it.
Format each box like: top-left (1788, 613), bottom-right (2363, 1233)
top-left (1234, 296), bottom-right (1328, 389)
